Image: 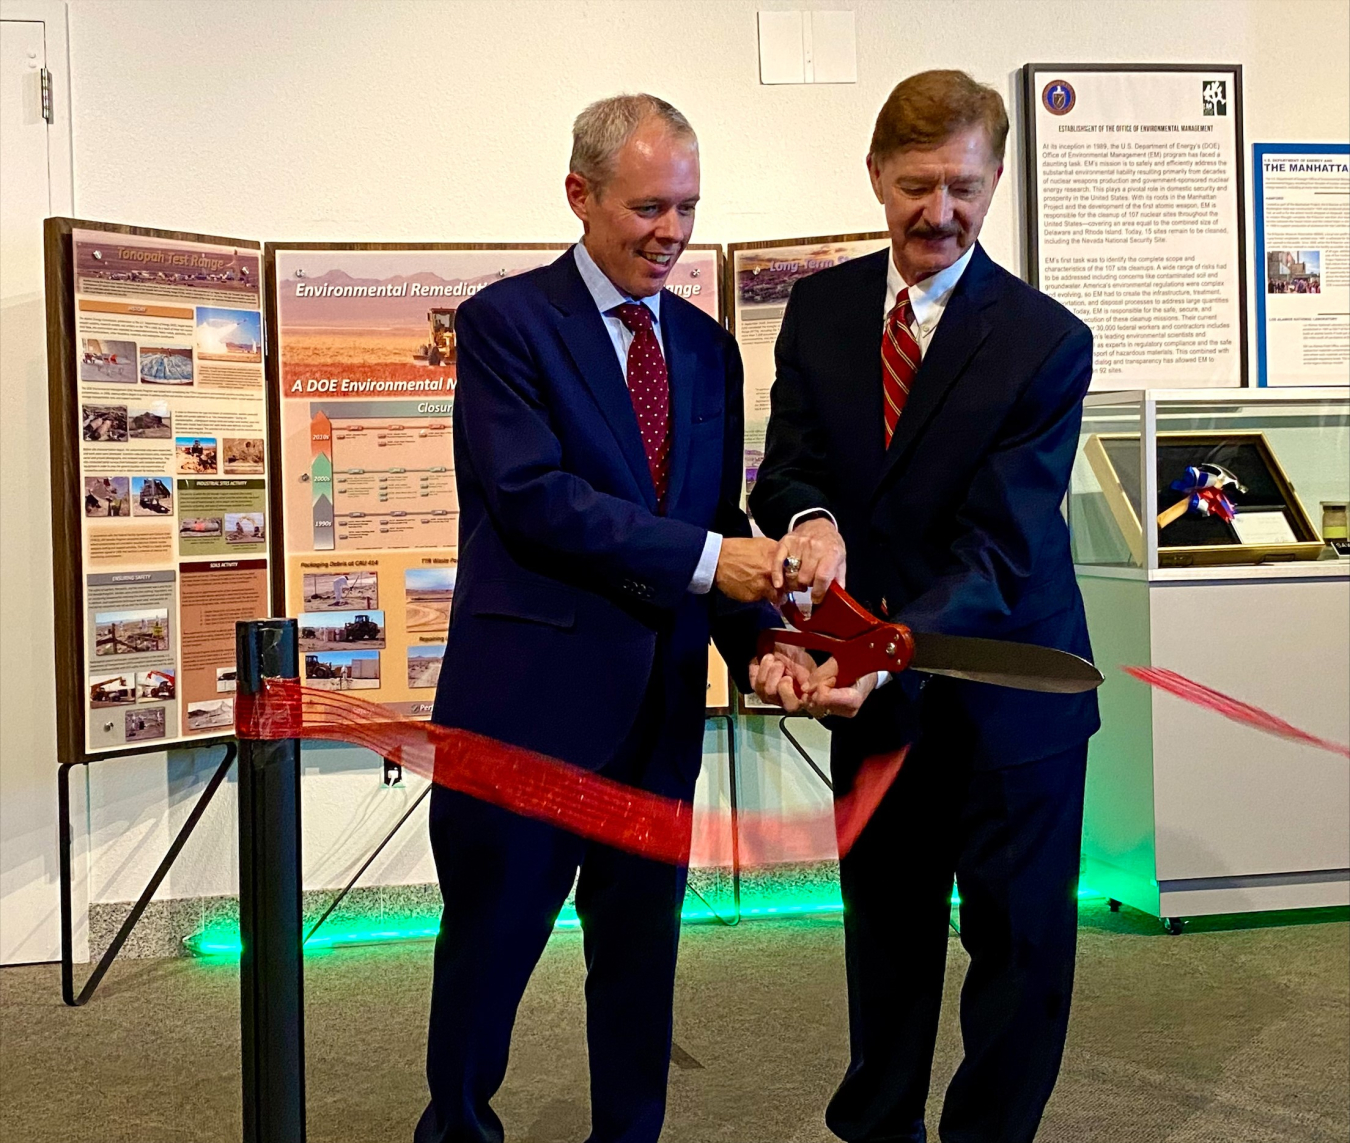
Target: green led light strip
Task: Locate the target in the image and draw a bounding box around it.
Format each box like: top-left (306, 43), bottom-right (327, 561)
top-left (183, 886), bottom-right (1103, 959)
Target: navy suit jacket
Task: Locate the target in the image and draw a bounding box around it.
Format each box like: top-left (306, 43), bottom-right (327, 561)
top-left (750, 243), bottom-right (1100, 768)
top-left (432, 250), bottom-right (772, 789)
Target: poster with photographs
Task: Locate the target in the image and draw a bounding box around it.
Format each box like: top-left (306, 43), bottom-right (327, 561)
top-left (1023, 64), bottom-right (1246, 388)
top-left (268, 243), bottom-right (732, 715)
top-left (1253, 143), bottom-right (1350, 387)
top-left (726, 234), bottom-right (889, 519)
top-left (725, 233), bottom-right (890, 711)
top-left (48, 221), bottom-right (271, 759)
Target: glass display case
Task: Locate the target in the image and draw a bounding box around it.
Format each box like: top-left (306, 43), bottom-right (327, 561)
top-left (1070, 388), bottom-right (1350, 572)
top-left (1069, 388), bottom-right (1349, 927)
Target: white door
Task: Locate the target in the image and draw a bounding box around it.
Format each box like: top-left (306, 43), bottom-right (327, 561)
top-left (1, 15), bottom-right (63, 964)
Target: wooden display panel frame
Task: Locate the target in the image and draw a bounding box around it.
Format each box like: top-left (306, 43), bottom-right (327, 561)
top-left (723, 231), bottom-right (890, 714)
top-left (45, 218), bottom-right (267, 764)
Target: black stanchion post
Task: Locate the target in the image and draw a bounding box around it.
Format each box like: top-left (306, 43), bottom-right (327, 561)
top-left (236, 618), bottom-right (305, 1143)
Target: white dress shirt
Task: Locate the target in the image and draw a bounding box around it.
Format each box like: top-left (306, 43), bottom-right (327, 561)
top-left (572, 241), bottom-right (721, 595)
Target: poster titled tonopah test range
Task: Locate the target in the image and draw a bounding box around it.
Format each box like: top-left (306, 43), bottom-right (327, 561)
top-left (46, 221), bottom-right (272, 759)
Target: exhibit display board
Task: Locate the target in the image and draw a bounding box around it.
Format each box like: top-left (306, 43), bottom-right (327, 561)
top-left (1023, 64), bottom-right (1246, 389)
top-left (725, 232), bottom-right (889, 712)
top-left (1253, 143), bottom-right (1350, 387)
top-left (266, 242), bottom-right (732, 716)
top-left (726, 233), bottom-right (889, 519)
top-left (45, 220), bottom-right (271, 761)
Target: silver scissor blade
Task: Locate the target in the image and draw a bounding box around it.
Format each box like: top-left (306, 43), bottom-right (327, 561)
top-left (909, 631), bottom-right (1104, 694)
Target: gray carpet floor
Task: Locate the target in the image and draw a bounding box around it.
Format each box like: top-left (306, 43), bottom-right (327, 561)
top-left (2, 901), bottom-right (1346, 1142)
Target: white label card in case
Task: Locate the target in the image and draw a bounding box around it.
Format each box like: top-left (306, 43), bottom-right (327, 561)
top-left (1231, 509), bottom-right (1298, 546)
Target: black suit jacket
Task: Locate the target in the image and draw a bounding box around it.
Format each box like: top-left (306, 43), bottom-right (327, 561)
top-left (750, 243), bottom-right (1100, 768)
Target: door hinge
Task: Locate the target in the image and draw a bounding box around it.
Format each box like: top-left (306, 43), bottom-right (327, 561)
top-left (40, 67), bottom-right (53, 123)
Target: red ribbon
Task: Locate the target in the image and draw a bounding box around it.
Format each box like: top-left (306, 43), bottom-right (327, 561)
top-left (1124, 666), bottom-right (1349, 758)
top-left (235, 679), bottom-right (906, 866)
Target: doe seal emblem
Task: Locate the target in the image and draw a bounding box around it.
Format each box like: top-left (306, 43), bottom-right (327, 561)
top-left (1042, 80), bottom-right (1075, 115)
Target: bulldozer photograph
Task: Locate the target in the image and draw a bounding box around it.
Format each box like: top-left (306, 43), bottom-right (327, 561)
top-left (413, 307), bottom-right (457, 367)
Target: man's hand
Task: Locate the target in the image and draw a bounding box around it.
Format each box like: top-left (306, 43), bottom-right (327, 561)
top-left (748, 643), bottom-right (815, 712)
top-left (801, 657), bottom-right (877, 719)
top-left (715, 537), bottom-right (779, 602)
top-left (772, 517), bottom-right (846, 603)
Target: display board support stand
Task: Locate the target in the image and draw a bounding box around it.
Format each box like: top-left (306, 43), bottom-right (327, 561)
top-left (58, 742), bottom-right (237, 1007)
top-left (237, 618), bottom-right (305, 1143)
top-left (778, 715), bottom-right (833, 792)
top-left (686, 713), bottom-right (742, 925)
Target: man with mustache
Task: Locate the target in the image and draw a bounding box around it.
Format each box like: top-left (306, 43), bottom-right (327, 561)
top-left (751, 70), bottom-right (1100, 1142)
top-left (418, 93), bottom-right (785, 1143)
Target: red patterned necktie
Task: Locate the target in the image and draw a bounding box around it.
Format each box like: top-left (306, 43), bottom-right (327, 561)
top-left (613, 302), bottom-right (671, 509)
top-left (882, 287), bottom-right (920, 446)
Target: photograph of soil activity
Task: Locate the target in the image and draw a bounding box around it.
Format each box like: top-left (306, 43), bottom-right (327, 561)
top-left (131, 477), bottom-right (173, 516)
top-left (225, 512), bottom-right (266, 544)
top-left (84, 477), bottom-right (129, 517)
top-left (298, 609), bottom-right (386, 651)
top-left (223, 438), bottom-right (265, 473)
top-left (94, 608), bottom-right (170, 656)
top-left (125, 707), bottom-right (166, 742)
top-left (139, 346), bottom-right (194, 385)
top-left (275, 249), bottom-right (564, 389)
top-left (136, 669), bottom-right (175, 701)
top-left (407, 645), bottom-right (444, 689)
top-left (176, 436), bottom-right (217, 473)
top-left (303, 568), bottom-right (378, 610)
top-left (404, 566), bottom-right (455, 635)
top-left (82, 404), bottom-right (127, 442)
top-left (186, 699), bottom-right (233, 731)
top-left (79, 338), bottom-right (137, 384)
top-left (216, 667), bottom-right (236, 693)
top-left (196, 306), bottom-right (262, 362)
top-left (179, 516), bottom-right (222, 538)
top-left (89, 672), bottom-right (135, 707)
top-left (305, 650), bottom-right (380, 691)
top-left (129, 403), bottom-right (172, 439)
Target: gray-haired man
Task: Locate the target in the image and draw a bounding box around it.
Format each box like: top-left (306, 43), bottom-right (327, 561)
top-left (415, 94), bottom-right (782, 1143)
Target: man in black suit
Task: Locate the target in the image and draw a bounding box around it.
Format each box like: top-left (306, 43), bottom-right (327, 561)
top-left (750, 71), bottom-right (1100, 1143)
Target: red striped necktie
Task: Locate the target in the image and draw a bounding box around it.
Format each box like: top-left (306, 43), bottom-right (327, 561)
top-left (612, 302), bottom-right (671, 509)
top-left (882, 288), bottom-right (920, 446)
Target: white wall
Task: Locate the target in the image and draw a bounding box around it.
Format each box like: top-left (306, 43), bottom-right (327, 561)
top-left (7, 0), bottom-right (1349, 947)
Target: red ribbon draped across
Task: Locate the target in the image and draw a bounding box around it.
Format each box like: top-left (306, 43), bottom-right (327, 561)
top-left (235, 679), bottom-right (907, 867)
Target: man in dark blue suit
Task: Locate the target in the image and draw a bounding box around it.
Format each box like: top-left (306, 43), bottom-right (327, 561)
top-left (417, 94), bottom-right (783, 1143)
top-left (750, 71), bottom-right (1100, 1143)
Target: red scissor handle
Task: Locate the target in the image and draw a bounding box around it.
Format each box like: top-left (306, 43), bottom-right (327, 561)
top-left (756, 581), bottom-right (915, 688)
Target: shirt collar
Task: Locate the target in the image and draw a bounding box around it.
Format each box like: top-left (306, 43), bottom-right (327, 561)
top-left (886, 243), bottom-right (975, 330)
top-left (573, 241), bottom-right (662, 324)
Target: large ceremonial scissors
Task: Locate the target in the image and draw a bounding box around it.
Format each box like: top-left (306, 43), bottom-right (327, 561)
top-left (757, 581), bottom-right (1104, 693)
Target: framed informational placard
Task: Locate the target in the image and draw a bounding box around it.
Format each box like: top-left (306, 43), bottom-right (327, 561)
top-left (45, 219), bottom-right (271, 762)
top-left (1253, 143), bottom-right (1350, 387)
top-left (1023, 64), bottom-right (1246, 389)
top-left (265, 242), bottom-right (733, 716)
top-left (725, 232), bottom-right (889, 712)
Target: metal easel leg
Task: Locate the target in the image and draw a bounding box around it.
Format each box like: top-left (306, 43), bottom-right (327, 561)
top-left (59, 743), bottom-right (238, 1007)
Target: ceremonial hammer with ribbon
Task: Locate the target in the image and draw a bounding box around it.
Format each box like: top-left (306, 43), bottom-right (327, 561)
top-left (1157, 463), bottom-right (1245, 529)
top-left (757, 579), bottom-right (1104, 694)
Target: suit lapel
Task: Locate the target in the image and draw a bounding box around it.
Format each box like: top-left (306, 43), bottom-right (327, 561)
top-left (661, 300), bottom-right (696, 514)
top-left (876, 244), bottom-right (997, 492)
top-left (545, 253), bottom-right (656, 510)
